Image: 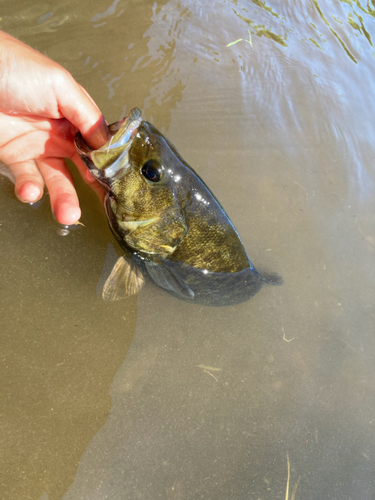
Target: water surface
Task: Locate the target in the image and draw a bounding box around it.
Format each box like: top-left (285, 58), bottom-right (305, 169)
top-left (1, 1), bottom-right (375, 499)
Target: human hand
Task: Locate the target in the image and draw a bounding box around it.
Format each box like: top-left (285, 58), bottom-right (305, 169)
top-left (0, 31), bottom-right (109, 224)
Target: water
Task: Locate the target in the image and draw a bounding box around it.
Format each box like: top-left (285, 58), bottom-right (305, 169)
top-left (1, 1), bottom-right (375, 499)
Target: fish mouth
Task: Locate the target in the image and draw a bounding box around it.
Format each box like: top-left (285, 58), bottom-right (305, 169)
top-left (74, 108), bottom-right (143, 180)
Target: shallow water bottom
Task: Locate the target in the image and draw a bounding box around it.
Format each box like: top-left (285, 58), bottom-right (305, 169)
top-left (1, 0), bottom-right (375, 498)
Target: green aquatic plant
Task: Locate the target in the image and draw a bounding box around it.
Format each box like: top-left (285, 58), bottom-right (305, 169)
top-left (227, 29), bottom-right (253, 47)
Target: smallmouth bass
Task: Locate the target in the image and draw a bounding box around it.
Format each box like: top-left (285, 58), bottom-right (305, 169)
top-left (75, 108), bottom-right (282, 306)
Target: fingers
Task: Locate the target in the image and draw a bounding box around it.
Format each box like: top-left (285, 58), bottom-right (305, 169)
top-left (10, 160), bottom-right (44, 203)
top-left (71, 152), bottom-right (105, 204)
top-left (37, 157), bottom-right (81, 225)
top-left (10, 154), bottom-right (104, 225)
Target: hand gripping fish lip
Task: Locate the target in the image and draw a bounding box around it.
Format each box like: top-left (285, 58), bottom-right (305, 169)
top-left (74, 108), bottom-right (143, 180)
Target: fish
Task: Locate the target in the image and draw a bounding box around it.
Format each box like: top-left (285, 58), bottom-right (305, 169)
top-left (74, 108), bottom-right (282, 306)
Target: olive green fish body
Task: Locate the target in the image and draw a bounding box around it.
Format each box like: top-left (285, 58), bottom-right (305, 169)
top-left (75, 108), bottom-right (281, 306)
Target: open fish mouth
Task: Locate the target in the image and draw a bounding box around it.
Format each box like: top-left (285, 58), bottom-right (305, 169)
top-left (74, 108), bottom-right (143, 180)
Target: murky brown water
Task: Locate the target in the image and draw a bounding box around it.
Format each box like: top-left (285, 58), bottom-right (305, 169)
top-left (1, 1), bottom-right (375, 499)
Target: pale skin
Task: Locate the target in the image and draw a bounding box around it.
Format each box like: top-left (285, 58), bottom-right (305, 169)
top-left (0, 31), bottom-right (108, 225)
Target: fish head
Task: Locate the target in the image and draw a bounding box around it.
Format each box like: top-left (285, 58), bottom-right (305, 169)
top-left (75, 108), bottom-right (189, 257)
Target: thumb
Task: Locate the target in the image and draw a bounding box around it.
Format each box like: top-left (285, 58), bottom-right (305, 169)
top-left (54, 73), bottom-right (110, 150)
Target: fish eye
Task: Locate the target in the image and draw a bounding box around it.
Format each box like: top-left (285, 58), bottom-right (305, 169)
top-left (141, 160), bottom-right (163, 182)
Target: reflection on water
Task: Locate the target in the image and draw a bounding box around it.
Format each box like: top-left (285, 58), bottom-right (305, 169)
top-left (1, 0), bottom-right (375, 499)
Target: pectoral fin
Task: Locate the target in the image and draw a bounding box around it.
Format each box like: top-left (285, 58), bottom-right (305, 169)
top-left (145, 260), bottom-right (194, 300)
top-left (102, 255), bottom-right (145, 301)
